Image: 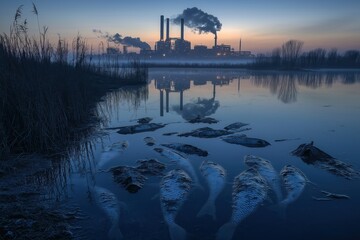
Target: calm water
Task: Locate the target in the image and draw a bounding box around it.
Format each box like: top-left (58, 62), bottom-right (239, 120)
top-left (69, 69), bottom-right (360, 240)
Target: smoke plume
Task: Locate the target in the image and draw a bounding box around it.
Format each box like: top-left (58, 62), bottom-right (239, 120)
top-left (173, 7), bottom-right (222, 35)
top-left (93, 29), bottom-right (151, 50)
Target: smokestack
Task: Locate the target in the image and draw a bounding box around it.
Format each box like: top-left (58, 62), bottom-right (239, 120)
top-left (166, 18), bottom-right (170, 40)
top-left (239, 38), bottom-right (242, 52)
top-left (214, 33), bottom-right (217, 47)
top-left (160, 15), bottom-right (164, 40)
top-left (181, 18), bottom-right (184, 40)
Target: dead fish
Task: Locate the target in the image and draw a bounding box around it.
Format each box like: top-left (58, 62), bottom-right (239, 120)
top-left (224, 122), bottom-right (248, 131)
top-left (161, 143), bottom-right (208, 157)
top-left (244, 155), bottom-right (283, 203)
top-left (216, 168), bottom-right (268, 240)
top-left (160, 169), bottom-right (192, 240)
top-left (163, 132), bottom-right (179, 136)
top-left (188, 116), bottom-right (219, 124)
top-left (116, 123), bottom-right (165, 134)
top-left (222, 134), bottom-right (270, 148)
top-left (178, 127), bottom-right (232, 138)
top-left (278, 165), bottom-right (307, 215)
top-left (92, 186), bottom-right (124, 240)
top-left (154, 147), bottom-right (202, 189)
top-left (197, 161), bottom-right (226, 220)
top-left (292, 141), bottom-right (360, 179)
top-left (144, 137), bottom-right (156, 146)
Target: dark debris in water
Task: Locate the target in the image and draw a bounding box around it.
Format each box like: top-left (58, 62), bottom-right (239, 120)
top-left (161, 143), bottom-right (208, 157)
top-left (111, 159), bottom-right (166, 193)
top-left (105, 123), bottom-right (165, 134)
top-left (188, 116), bottom-right (219, 124)
top-left (136, 117), bottom-right (153, 124)
top-left (222, 134), bottom-right (271, 148)
top-left (224, 122), bottom-right (249, 130)
top-left (291, 141), bottom-right (360, 180)
top-left (178, 127), bottom-right (232, 138)
top-left (313, 190), bottom-right (350, 201)
top-left (163, 132), bottom-right (178, 136)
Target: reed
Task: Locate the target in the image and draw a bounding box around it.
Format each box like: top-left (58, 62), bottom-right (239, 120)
top-left (0, 5), bottom-right (148, 160)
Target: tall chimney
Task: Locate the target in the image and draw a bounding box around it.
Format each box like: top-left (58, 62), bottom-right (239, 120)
top-left (214, 33), bottom-right (217, 48)
top-left (160, 15), bottom-right (164, 41)
top-left (180, 18), bottom-right (184, 40)
top-left (166, 18), bottom-right (170, 40)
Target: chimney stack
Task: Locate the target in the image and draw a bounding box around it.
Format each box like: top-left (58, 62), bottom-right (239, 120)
top-left (166, 18), bottom-right (170, 40)
top-left (180, 18), bottom-right (184, 40)
top-left (214, 33), bottom-right (217, 48)
top-left (160, 15), bottom-right (164, 41)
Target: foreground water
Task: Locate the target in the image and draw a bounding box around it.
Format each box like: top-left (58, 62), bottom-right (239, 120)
top-left (68, 69), bottom-right (360, 240)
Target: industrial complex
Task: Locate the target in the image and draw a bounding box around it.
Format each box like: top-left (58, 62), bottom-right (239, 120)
top-left (107, 15), bottom-right (253, 59)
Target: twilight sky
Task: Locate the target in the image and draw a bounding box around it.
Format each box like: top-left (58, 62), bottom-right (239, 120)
top-left (1, 0), bottom-right (359, 53)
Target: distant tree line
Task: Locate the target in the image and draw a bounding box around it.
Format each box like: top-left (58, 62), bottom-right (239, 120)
top-left (253, 40), bottom-right (360, 69)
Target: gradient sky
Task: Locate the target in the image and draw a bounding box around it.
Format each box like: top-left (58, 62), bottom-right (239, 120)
top-left (1, 0), bottom-right (359, 53)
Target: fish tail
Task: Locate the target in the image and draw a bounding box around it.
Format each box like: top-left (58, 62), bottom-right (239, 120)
top-left (108, 222), bottom-right (124, 240)
top-left (197, 199), bottom-right (216, 220)
top-left (168, 222), bottom-right (187, 240)
top-left (216, 221), bottom-right (237, 240)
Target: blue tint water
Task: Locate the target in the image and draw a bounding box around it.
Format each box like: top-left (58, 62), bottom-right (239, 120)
top-left (69, 69), bottom-right (360, 240)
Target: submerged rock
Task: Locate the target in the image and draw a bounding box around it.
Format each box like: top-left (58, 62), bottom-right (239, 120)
top-left (188, 116), bottom-right (219, 124)
top-left (110, 159), bottom-right (166, 193)
top-left (178, 127), bottom-right (232, 138)
top-left (222, 134), bottom-right (270, 148)
top-left (292, 141), bottom-right (360, 179)
top-left (116, 123), bottom-right (165, 134)
top-left (161, 143), bottom-right (208, 157)
top-left (224, 122), bottom-right (248, 130)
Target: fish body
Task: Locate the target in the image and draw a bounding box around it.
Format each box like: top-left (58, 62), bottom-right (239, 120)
top-left (93, 186), bottom-right (123, 240)
top-left (216, 168), bottom-right (268, 240)
top-left (244, 155), bottom-right (283, 203)
top-left (160, 169), bottom-right (192, 240)
top-left (117, 123), bottom-right (165, 134)
top-left (280, 165), bottom-right (306, 207)
top-left (197, 161), bottom-right (226, 220)
top-left (222, 134), bottom-right (270, 148)
top-left (178, 127), bottom-right (231, 138)
top-left (224, 122), bottom-right (248, 131)
top-left (161, 143), bottom-right (208, 157)
top-left (144, 137), bottom-right (156, 146)
top-left (154, 147), bottom-right (201, 188)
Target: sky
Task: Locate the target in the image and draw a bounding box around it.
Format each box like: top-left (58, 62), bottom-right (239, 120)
top-left (1, 0), bottom-right (360, 54)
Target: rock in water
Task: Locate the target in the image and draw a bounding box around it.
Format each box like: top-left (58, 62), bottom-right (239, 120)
top-left (116, 123), bottom-right (165, 134)
top-left (178, 127), bottom-right (232, 138)
top-left (161, 143), bottom-right (208, 157)
top-left (197, 161), bottom-right (226, 220)
top-left (222, 134), bottom-right (270, 148)
top-left (224, 122), bottom-right (248, 131)
top-left (292, 141), bottom-right (360, 179)
top-left (216, 168), bottom-right (268, 240)
top-left (160, 169), bottom-right (192, 240)
top-left (244, 155), bottom-right (283, 203)
top-left (92, 186), bottom-right (124, 240)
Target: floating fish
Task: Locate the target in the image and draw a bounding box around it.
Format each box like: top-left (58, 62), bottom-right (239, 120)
top-left (244, 155), bottom-right (283, 203)
top-left (224, 122), bottom-right (248, 131)
top-left (160, 169), bottom-right (192, 240)
top-left (278, 165), bottom-right (307, 215)
top-left (161, 143), bottom-right (208, 157)
top-left (222, 134), bottom-right (270, 148)
top-left (178, 127), bottom-right (231, 138)
top-left (163, 132), bottom-right (179, 136)
top-left (136, 158), bottom-right (166, 176)
top-left (216, 168), bottom-right (268, 240)
top-left (188, 116), bottom-right (219, 124)
top-left (136, 117), bottom-right (153, 124)
top-left (292, 141), bottom-right (360, 179)
top-left (197, 161), bottom-right (226, 220)
top-left (92, 186), bottom-right (124, 240)
top-left (154, 147), bottom-right (202, 189)
top-left (144, 136), bottom-right (156, 146)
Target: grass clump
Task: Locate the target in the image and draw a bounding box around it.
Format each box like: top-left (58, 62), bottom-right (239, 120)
top-left (0, 5), bottom-right (148, 159)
